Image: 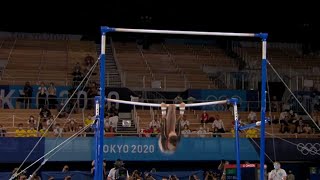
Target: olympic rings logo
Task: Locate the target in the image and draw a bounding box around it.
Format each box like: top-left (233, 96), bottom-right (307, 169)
top-left (205, 95), bottom-right (243, 111)
top-left (296, 143), bottom-right (320, 155)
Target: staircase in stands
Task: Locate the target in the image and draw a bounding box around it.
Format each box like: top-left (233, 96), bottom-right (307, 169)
top-left (96, 38), bottom-right (122, 87)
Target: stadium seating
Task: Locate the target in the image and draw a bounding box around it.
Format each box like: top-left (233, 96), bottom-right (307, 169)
top-left (233, 41), bottom-right (319, 74)
top-left (113, 41), bottom-right (239, 90)
top-left (0, 37), bottom-right (319, 139)
top-left (0, 39), bottom-right (97, 86)
top-left (0, 108), bottom-right (93, 137)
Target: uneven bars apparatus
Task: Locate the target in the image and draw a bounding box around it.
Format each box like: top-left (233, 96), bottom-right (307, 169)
top-left (98, 26), bottom-right (268, 180)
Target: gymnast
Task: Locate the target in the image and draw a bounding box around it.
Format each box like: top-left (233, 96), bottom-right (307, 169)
top-left (158, 102), bottom-right (185, 153)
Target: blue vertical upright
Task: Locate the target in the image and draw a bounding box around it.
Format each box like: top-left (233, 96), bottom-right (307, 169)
top-left (94, 96), bottom-right (101, 179)
top-left (230, 98), bottom-right (241, 179)
top-left (94, 27), bottom-right (108, 180)
top-left (260, 33), bottom-right (268, 180)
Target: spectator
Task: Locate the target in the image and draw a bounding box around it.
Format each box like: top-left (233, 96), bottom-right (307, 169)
top-left (197, 126), bottom-right (207, 138)
top-left (108, 104), bottom-right (119, 116)
top-left (279, 110), bottom-right (288, 121)
top-left (151, 126), bottom-right (160, 137)
top-left (314, 101), bottom-right (320, 112)
top-left (247, 111), bottom-right (257, 123)
top-left (15, 123), bottom-right (27, 137)
top-left (73, 62), bottom-right (81, 73)
top-left (295, 118), bottom-right (304, 134)
top-left (38, 125), bottom-right (48, 137)
top-left (280, 116), bottom-right (290, 133)
top-left (105, 126), bottom-right (115, 137)
top-left (303, 124), bottom-right (313, 134)
top-left (23, 81), bottom-right (33, 109)
top-left (27, 115), bottom-right (36, 128)
top-left (37, 82), bottom-right (47, 109)
top-left (200, 111), bottom-right (209, 124)
top-left (46, 116), bottom-right (55, 131)
top-left (131, 170), bottom-right (143, 180)
top-left (62, 165), bottom-right (69, 173)
top-left (173, 94), bottom-right (183, 104)
top-left (288, 110), bottom-right (299, 124)
top-left (287, 170), bottom-right (295, 180)
top-left (181, 125), bottom-right (191, 137)
top-left (282, 102), bottom-right (290, 112)
top-left (27, 126), bottom-right (37, 137)
top-left (66, 119), bottom-right (78, 132)
top-left (57, 101), bottom-right (70, 118)
top-left (169, 175), bottom-right (179, 180)
top-left (218, 160), bottom-right (229, 180)
top-left (141, 128), bottom-right (152, 137)
top-left (107, 159), bottom-right (129, 180)
top-left (109, 114), bottom-right (119, 131)
top-left (187, 96), bottom-right (196, 110)
top-left (149, 118), bottom-right (161, 129)
top-left (72, 68), bottom-right (84, 87)
top-left (204, 171), bottom-right (215, 180)
top-left (104, 117), bottom-right (111, 131)
top-left (53, 123), bottom-right (63, 137)
top-left (270, 96), bottom-right (279, 112)
top-left (268, 162), bottom-right (287, 180)
top-left (48, 82), bottom-right (57, 109)
top-left (78, 125), bottom-right (86, 137)
top-left (84, 55), bottom-right (96, 75)
top-left (144, 172), bottom-right (156, 180)
top-left (85, 54), bottom-right (94, 68)
top-left (212, 116), bottom-right (225, 134)
top-left (91, 160), bottom-right (107, 179)
top-left (180, 115), bottom-right (190, 128)
top-left (87, 82), bottom-right (99, 109)
top-left (245, 128), bottom-right (258, 138)
top-left (40, 105), bottom-right (52, 122)
top-left (29, 173), bottom-right (41, 180)
top-left (0, 124), bottom-right (6, 137)
top-left (85, 114), bottom-right (95, 134)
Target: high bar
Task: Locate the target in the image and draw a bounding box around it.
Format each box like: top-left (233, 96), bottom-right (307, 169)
top-left (101, 26), bottom-right (259, 38)
top-left (106, 98), bottom-right (228, 107)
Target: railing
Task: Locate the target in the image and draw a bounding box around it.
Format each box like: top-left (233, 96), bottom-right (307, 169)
top-left (65, 39), bottom-right (70, 86)
top-left (122, 71), bottom-right (127, 87)
top-left (132, 105), bottom-right (137, 130)
top-left (142, 75), bottom-right (146, 88)
top-left (161, 43), bottom-right (185, 79)
top-left (111, 39), bottom-right (125, 87)
top-left (37, 49), bottom-right (46, 83)
top-left (150, 106), bottom-right (155, 120)
top-left (0, 39), bottom-right (5, 48)
top-left (0, 114), bottom-right (41, 128)
top-left (0, 93), bottom-right (319, 116)
top-left (131, 105), bottom-right (143, 133)
top-left (143, 91), bottom-right (166, 104)
top-left (137, 45), bottom-right (153, 79)
top-left (0, 71), bottom-right (15, 84)
top-left (1, 38), bottom-right (17, 79)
